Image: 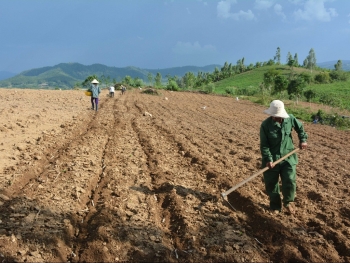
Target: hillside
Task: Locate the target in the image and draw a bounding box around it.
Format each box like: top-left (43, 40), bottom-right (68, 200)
top-left (0, 63), bottom-right (220, 89)
top-left (211, 65), bottom-right (350, 114)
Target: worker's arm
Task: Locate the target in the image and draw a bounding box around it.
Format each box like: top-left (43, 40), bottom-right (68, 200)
top-left (291, 114), bottom-right (308, 150)
top-left (260, 123), bottom-right (274, 168)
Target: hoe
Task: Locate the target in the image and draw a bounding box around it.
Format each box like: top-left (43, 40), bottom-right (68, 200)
top-left (221, 148), bottom-right (300, 210)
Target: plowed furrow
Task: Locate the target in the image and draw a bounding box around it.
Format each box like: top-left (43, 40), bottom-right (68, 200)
top-left (128, 92), bottom-right (270, 262)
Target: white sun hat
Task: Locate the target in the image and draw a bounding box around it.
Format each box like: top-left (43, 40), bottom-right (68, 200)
top-left (264, 100), bottom-right (290, 118)
top-left (91, 79), bottom-right (99, 84)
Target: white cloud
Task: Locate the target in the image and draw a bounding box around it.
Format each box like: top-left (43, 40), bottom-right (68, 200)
top-left (294, 0), bottom-right (338, 22)
top-left (274, 4), bottom-right (286, 20)
top-left (231, 10), bottom-right (255, 20)
top-left (217, 0), bottom-right (234, 19)
top-left (172, 41), bottom-right (216, 55)
top-left (255, 0), bottom-right (275, 10)
top-left (217, 0), bottom-right (255, 20)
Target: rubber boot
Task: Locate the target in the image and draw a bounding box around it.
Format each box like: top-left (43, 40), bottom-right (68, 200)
top-left (95, 105), bottom-right (98, 111)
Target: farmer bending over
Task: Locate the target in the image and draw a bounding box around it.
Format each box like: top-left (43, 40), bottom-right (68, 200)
top-left (260, 100), bottom-right (308, 214)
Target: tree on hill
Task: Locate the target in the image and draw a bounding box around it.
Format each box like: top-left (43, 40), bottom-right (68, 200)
top-left (287, 59), bottom-right (296, 80)
top-left (304, 48), bottom-right (317, 73)
top-left (266, 59), bottom-right (275, 66)
top-left (263, 69), bottom-right (280, 94)
top-left (147, 73), bottom-right (153, 86)
top-left (287, 76), bottom-right (306, 104)
top-left (304, 89), bottom-right (316, 103)
top-left (213, 67), bottom-right (221, 81)
top-left (274, 47), bottom-right (281, 65)
top-left (293, 53), bottom-right (299, 67)
top-left (273, 75), bottom-right (288, 96)
top-left (82, 75), bottom-right (99, 88)
top-left (183, 72), bottom-right (196, 89)
top-left (286, 52), bottom-right (293, 65)
top-left (236, 58), bottom-right (245, 73)
top-left (166, 75), bottom-right (179, 91)
top-left (221, 62), bottom-right (234, 78)
top-left (334, 60), bottom-right (342, 71)
top-left (299, 72), bottom-right (312, 84)
top-left (155, 72), bottom-right (162, 87)
top-left (100, 75), bottom-right (110, 88)
top-left (264, 69), bottom-right (280, 86)
top-left (123, 76), bottom-right (133, 86)
top-left (134, 77), bottom-right (143, 87)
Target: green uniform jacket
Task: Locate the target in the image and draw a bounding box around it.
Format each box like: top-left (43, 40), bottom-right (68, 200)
top-left (260, 114), bottom-right (308, 168)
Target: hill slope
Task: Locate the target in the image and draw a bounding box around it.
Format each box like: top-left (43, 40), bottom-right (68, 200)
top-left (0, 63), bottom-right (220, 89)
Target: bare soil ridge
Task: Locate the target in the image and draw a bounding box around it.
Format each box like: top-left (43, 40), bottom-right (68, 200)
top-left (0, 89), bottom-right (349, 262)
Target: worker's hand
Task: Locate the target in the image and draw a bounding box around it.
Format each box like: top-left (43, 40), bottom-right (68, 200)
top-left (266, 162), bottom-right (275, 169)
top-left (299, 142), bottom-right (307, 150)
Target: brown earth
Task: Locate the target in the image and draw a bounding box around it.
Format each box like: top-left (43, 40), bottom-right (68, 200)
top-left (0, 88), bottom-right (349, 263)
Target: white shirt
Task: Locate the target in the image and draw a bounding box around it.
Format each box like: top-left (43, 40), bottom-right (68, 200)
top-left (110, 86), bottom-right (115, 92)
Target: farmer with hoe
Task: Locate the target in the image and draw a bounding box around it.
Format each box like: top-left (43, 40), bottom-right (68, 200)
top-left (260, 100), bottom-right (308, 214)
top-left (90, 79), bottom-right (101, 111)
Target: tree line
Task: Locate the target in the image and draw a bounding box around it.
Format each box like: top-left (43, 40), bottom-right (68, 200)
top-left (80, 47), bottom-right (347, 96)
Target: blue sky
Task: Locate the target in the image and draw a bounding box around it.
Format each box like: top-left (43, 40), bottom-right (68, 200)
top-left (1, 0), bottom-right (349, 73)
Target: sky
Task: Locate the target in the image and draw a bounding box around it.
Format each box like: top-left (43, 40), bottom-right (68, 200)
top-left (1, 0), bottom-right (349, 73)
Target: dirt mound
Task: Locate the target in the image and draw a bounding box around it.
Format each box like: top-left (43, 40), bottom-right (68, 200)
top-left (141, 87), bottom-right (160, 95)
top-left (0, 89), bottom-right (349, 262)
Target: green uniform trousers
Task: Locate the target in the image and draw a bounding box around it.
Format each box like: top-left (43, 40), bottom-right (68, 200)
top-left (263, 160), bottom-right (296, 211)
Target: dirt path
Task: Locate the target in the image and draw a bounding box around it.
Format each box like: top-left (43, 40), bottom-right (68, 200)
top-left (0, 89), bottom-right (349, 262)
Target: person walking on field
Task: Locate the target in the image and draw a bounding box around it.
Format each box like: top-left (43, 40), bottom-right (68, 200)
top-left (260, 100), bottom-right (308, 215)
top-left (90, 79), bottom-right (101, 111)
top-left (121, 85), bottom-right (126, 95)
top-left (109, 85), bottom-right (115, 97)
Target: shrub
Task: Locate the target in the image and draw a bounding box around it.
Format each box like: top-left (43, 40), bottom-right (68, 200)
top-left (299, 72), bottom-right (313, 84)
top-left (235, 86), bottom-right (259, 96)
top-left (304, 89), bottom-right (316, 102)
top-left (319, 93), bottom-right (343, 108)
top-left (314, 72), bottom-right (330, 84)
top-left (166, 80), bottom-right (179, 91)
top-left (225, 87), bottom-right (235, 95)
top-left (204, 83), bottom-right (215, 94)
top-left (329, 71), bottom-right (348, 82)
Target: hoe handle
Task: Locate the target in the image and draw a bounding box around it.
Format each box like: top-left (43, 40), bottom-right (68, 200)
top-left (221, 148), bottom-right (299, 198)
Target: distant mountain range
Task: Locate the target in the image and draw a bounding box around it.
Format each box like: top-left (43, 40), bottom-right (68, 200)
top-left (0, 60), bottom-right (349, 89)
top-left (0, 71), bottom-right (16, 80)
top-left (317, 60), bottom-right (350, 71)
top-left (0, 63), bottom-right (221, 89)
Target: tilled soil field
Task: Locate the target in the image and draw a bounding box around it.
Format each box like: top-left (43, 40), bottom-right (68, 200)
top-left (0, 88), bottom-right (349, 263)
